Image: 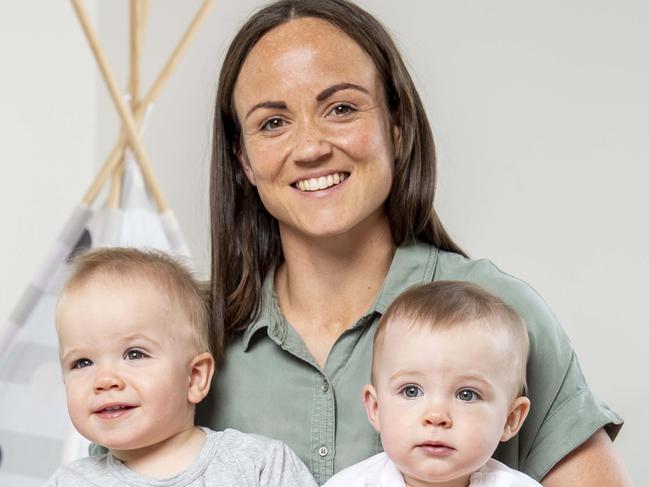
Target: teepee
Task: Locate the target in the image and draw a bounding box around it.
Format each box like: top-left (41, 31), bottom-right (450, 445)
top-left (0, 1), bottom-right (214, 484)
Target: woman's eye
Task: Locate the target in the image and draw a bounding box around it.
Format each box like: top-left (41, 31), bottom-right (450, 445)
top-left (124, 349), bottom-right (147, 360)
top-left (329, 103), bottom-right (355, 117)
top-left (260, 117), bottom-right (286, 131)
top-left (72, 358), bottom-right (93, 369)
top-left (457, 389), bottom-right (481, 402)
top-left (401, 385), bottom-right (423, 398)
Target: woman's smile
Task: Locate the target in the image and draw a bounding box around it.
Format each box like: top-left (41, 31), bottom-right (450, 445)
top-left (293, 171), bottom-right (349, 192)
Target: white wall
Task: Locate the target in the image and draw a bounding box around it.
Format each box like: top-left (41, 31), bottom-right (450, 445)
top-left (0, 3), bottom-right (97, 334)
top-left (2, 0), bottom-right (646, 483)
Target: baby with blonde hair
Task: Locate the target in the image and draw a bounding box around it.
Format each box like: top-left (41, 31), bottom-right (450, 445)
top-left (325, 281), bottom-right (540, 487)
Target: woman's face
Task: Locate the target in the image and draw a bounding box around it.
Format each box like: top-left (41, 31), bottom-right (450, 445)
top-left (233, 17), bottom-right (398, 241)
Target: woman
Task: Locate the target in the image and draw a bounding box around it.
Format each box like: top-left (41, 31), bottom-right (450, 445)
top-left (197, 1), bottom-right (629, 485)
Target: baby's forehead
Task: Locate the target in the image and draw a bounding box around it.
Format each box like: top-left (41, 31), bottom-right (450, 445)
top-left (56, 272), bottom-right (182, 328)
top-left (379, 316), bottom-right (513, 343)
top-left (374, 317), bottom-right (524, 389)
top-left (375, 317), bottom-right (517, 367)
top-left (61, 271), bottom-right (171, 304)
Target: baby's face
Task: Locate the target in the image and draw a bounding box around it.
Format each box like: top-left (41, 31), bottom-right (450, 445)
top-left (365, 319), bottom-right (526, 486)
top-left (56, 277), bottom-right (198, 452)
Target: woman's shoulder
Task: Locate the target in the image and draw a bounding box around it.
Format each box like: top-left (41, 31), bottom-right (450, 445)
top-left (436, 249), bottom-right (541, 302)
top-left (436, 250), bottom-right (559, 323)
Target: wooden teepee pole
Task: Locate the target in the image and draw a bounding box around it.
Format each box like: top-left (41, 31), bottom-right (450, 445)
top-left (107, 160), bottom-right (124, 209)
top-left (142, 0), bottom-right (214, 108)
top-left (72, 0), bottom-right (168, 211)
top-left (128, 0), bottom-right (148, 110)
top-left (107, 0), bottom-right (149, 209)
top-left (78, 0), bottom-right (215, 208)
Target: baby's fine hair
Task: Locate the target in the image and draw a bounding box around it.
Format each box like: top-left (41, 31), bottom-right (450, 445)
top-left (62, 247), bottom-right (212, 356)
top-left (373, 280), bottom-right (529, 396)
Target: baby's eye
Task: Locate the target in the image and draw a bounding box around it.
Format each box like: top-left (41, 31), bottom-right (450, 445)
top-left (124, 349), bottom-right (148, 360)
top-left (456, 389), bottom-right (481, 402)
top-left (72, 358), bottom-right (93, 369)
top-left (328, 103), bottom-right (356, 117)
top-left (400, 385), bottom-right (423, 398)
top-left (260, 117), bottom-right (287, 131)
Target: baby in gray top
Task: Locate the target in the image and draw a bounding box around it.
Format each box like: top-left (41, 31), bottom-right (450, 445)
top-left (44, 248), bottom-right (317, 486)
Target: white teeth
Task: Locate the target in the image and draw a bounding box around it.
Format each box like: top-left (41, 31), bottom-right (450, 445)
top-left (295, 172), bottom-right (348, 192)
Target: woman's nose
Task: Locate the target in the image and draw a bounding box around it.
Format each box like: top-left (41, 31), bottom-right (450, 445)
top-left (93, 369), bottom-right (125, 393)
top-left (292, 120), bottom-right (332, 164)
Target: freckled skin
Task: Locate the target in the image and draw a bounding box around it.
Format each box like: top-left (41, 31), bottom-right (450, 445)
top-left (233, 18), bottom-right (399, 243)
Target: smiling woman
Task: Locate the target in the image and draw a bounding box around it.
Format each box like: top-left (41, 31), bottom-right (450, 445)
top-left (198, 1), bottom-right (631, 486)
top-left (235, 17), bottom-right (396, 247)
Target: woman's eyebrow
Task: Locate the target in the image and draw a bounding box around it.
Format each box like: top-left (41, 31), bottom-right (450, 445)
top-left (244, 83), bottom-right (369, 120)
top-left (316, 82), bottom-right (368, 101)
top-left (245, 101), bottom-right (287, 120)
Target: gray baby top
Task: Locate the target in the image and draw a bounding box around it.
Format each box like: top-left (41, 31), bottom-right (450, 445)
top-left (43, 428), bottom-right (318, 486)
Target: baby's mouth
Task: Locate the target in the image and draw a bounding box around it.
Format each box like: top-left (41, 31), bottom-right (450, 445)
top-left (416, 441), bottom-right (455, 456)
top-left (293, 172), bottom-right (349, 192)
top-left (96, 405), bottom-right (133, 413)
top-left (93, 403), bottom-right (137, 419)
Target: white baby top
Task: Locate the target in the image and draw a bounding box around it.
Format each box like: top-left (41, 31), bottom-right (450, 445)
top-left (323, 452), bottom-right (541, 487)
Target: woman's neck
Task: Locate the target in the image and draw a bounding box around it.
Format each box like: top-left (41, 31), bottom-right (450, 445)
top-left (275, 214), bottom-right (395, 367)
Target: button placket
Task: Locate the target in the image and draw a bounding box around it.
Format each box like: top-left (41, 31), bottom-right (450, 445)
top-left (311, 372), bottom-right (335, 483)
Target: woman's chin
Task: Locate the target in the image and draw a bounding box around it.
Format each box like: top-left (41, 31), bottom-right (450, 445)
top-left (279, 209), bottom-right (390, 244)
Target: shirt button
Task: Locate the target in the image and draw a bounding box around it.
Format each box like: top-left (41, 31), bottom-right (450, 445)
top-left (318, 446), bottom-right (329, 457)
top-left (321, 379), bottom-right (329, 392)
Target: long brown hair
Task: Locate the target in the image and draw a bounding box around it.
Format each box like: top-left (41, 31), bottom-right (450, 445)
top-left (210, 0), bottom-right (466, 345)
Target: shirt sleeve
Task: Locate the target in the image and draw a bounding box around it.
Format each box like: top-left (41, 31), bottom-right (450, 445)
top-left (41, 465), bottom-right (87, 487)
top-left (259, 439), bottom-right (319, 487)
top-left (520, 351), bottom-right (622, 479)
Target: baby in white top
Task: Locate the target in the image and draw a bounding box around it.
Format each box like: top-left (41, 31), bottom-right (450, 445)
top-left (325, 281), bottom-right (541, 487)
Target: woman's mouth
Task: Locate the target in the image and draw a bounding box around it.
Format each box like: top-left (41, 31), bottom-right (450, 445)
top-left (293, 172), bottom-right (348, 192)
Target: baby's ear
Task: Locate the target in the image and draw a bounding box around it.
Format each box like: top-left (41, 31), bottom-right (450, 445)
top-left (187, 352), bottom-right (215, 404)
top-left (500, 396), bottom-right (531, 442)
top-left (362, 384), bottom-right (381, 433)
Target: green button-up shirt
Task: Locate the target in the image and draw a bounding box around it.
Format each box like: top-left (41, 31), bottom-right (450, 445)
top-left (198, 241), bottom-right (622, 484)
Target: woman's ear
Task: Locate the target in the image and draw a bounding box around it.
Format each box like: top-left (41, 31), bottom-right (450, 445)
top-left (500, 396), bottom-right (531, 442)
top-left (236, 145), bottom-right (257, 186)
top-left (187, 352), bottom-right (215, 404)
top-left (362, 384), bottom-right (381, 433)
top-left (392, 124), bottom-right (402, 160)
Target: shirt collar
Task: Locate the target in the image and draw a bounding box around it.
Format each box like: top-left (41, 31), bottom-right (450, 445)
top-left (240, 241), bottom-right (439, 351)
top-left (241, 266), bottom-right (284, 351)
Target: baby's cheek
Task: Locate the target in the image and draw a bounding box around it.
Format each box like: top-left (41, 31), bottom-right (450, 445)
top-left (67, 399), bottom-right (89, 436)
